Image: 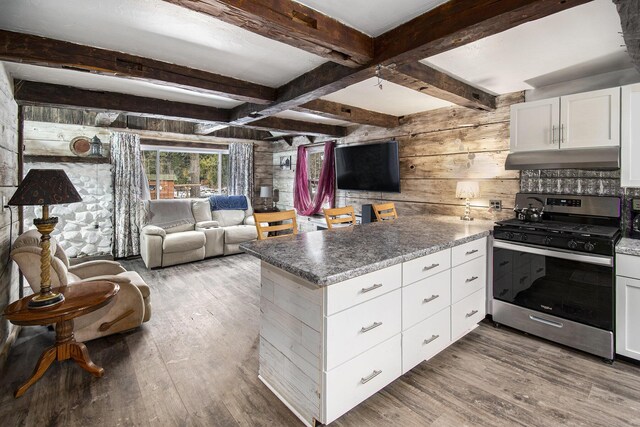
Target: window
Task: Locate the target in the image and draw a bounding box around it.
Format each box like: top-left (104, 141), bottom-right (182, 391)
top-left (142, 147), bottom-right (229, 199)
top-left (307, 147), bottom-right (324, 200)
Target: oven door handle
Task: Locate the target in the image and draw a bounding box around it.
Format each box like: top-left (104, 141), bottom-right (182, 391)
top-left (493, 241), bottom-right (613, 267)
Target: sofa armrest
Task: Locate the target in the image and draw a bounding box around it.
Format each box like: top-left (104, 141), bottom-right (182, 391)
top-left (68, 260), bottom-right (127, 278)
top-left (141, 225), bottom-right (166, 237)
top-left (244, 216), bottom-right (256, 226)
top-left (196, 220), bottom-right (220, 229)
top-left (69, 275), bottom-right (132, 285)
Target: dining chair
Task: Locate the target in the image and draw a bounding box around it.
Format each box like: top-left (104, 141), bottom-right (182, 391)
top-left (323, 206), bottom-right (357, 230)
top-left (254, 210), bottom-right (298, 240)
top-left (372, 202), bottom-right (398, 221)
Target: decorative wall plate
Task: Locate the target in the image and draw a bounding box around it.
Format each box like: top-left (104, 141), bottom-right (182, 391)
top-left (70, 136), bottom-right (91, 157)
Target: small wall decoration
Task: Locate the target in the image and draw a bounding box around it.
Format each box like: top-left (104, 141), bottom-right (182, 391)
top-left (280, 155), bottom-right (292, 170)
top-left (69, 136), bottom-right (92, 157)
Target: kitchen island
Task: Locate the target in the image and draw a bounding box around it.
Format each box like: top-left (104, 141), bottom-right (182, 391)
top-left (240, 216), bottom-right (493, 426)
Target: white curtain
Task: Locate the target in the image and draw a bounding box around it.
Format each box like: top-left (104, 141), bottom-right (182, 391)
top-left (228, 142), bottom-right (254, 198)
top-left (111, 132), bottom-right (144, 258)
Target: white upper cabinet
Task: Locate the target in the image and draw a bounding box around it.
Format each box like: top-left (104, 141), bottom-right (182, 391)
top-left (622, 83), bottom-right (640, 187)
top-left (510, 87), bottom-right (621, 153)
top-left (510, 98), bottom-right (560, 152)
top-left (560, 87), bottom-right (620, 149)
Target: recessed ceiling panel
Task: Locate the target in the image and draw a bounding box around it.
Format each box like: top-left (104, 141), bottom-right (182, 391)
top-left (0, 0), bottom-right (327, 87)
top-left (5, 63), bottom-right (242, 108)
top-left (322, 77), bottom-right (453, 116)
top-left (294, 0), bottom-right (448, 37)
top-left (423, 0), bottom-right (630, 94)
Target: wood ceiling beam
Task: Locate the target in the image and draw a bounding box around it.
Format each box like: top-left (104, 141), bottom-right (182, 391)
top-left (14, 81), bottom-right (231, 123)
top-left (293, 99), bottom-right (400, 128)
top-left (0, 30), bottom-right (275, 104)
top-left (161, 0), bottom-right (373, 67)
top-left (373, 0), bottom-right (594, 67)
top-left (227, 0), bottom-right (591, 125)
top-left (245, 117), bottom-right (348, 137)
top-left (384, 63), bottom-right (496, 111)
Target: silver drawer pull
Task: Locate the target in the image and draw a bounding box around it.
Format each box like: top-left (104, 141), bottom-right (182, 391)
top-left (529, 315), bottom-right (563, 328)
top-left (360, 321), bottom-right (383, 333)
top-left (465, 310), bottom-right (478, 318)
top-left (361, 283), bottom-right (383, 293)
top-left (499, 261), bottom-right (510, 267)
top-left (360, 369), bottom-right (382, 384)
top-left (465, 249), bottom-right (479, 256)
top-left (422, 263), bottom-right (440, 271)
top-left (465, 276), bottom-right (479, 283)
top-left (423, 334), bottom-right (440, 345)
top-left (423, 294), bottom-right (440, 303)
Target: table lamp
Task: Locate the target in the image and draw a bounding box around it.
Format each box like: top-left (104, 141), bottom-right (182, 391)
top-left (456, 181), bottom-right (480, 221)
top-left (9, 169), bottom-right (82, 309)
top-left (259, 186), bottom-right (273, 210)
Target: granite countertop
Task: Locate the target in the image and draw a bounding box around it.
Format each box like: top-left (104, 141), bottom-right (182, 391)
top-left (616, 238), bottom-right (640, 256)
top-left (240, 215), bottom-right (493, 287)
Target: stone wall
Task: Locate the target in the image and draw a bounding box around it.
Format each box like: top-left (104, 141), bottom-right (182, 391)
top-left (23, 162), bottom-right (113, 257)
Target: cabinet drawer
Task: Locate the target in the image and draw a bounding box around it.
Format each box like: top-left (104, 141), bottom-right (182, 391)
top-left (451, 238), bottom-right (487, 267)
top-left (402, 270), bottom-right (451, 330)
top-left (403, 248), bottom-right (451, 286)
top-left (402, 307), bottom-right (451, 374)
top-left (324, 334), bottom-right (401, 424)
top-left (451, 256), bottom-right (486, 304)
top-left (617, 254), bottom-right (640, 279)
top-left (325, 289), bottom-right (401, 370)
top-left (451, 288), bottom-right (486, 340)
top-left (326, 264), bottom-right (401, 315)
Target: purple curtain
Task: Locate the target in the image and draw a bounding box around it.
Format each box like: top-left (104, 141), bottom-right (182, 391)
top-left (294, 141), bottom-right (336, 216)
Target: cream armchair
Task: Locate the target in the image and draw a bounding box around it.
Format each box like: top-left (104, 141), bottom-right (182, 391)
top-left (11, 230), bottom-right (151, 342)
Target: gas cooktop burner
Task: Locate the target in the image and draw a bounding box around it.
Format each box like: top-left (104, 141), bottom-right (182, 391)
top-left (495, 219), bottom-right (620, 239)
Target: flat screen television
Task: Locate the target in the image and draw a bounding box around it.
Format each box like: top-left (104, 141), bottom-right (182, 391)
top-left (335, 141), bottom-right (401, 193)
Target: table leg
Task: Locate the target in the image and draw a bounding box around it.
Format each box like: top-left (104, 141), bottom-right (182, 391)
top-left (14, 347), bottom-right (56, 398)
top-left (14, 318), bottom-right (105, 397)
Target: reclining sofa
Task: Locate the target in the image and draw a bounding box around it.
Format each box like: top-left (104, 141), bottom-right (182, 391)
top-left (140, 196), bottom-right (257, 269)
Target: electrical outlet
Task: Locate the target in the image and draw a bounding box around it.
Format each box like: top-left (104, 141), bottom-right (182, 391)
top-left (490, 200), bottom-right (502, 211)
top-left (2, 195), bottom-right (7, 210)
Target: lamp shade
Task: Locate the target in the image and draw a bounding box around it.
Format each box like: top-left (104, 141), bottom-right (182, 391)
top-left (455, 181), bottom-right (480, 199)
top-left (9, 169), bottom-right (82, 206)
top-left (259, 186), bottom-right (273, 198)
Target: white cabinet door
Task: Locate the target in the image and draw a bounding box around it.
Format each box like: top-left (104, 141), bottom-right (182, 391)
top-left (510, 98), bottom-right (560, 152)
top-left (616, 276), bottom-right (640, 360)
top-left (560, 87), bottom-right (620, 149)
top-left (622, 83), bottom-right (640, 187)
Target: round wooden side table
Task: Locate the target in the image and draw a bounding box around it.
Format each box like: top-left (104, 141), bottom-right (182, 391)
top-left (3, 281), bottom-right (119, 397)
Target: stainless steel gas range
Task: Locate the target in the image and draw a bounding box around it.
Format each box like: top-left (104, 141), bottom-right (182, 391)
top-left (492, 193), bottom-right (621, 361)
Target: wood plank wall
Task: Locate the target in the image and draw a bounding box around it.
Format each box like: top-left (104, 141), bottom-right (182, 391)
top-left (0, 63), bottom-right (21, 367)
top-left (271, 92), bottom-right (523, 220)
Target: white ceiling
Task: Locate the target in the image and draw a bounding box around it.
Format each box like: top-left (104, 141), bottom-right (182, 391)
top-left (423, 0), bottom-right (630, 95)
top-left (294, 0), bottom-right (448, 37)
top-left (274, 110), bottom-right (352, 126)
top-left (4, 63), bottom-right (243, 108)
top-left (0, 0), bottom-right (326, 87)
top-left (322, 77), bottom-right (453, 116)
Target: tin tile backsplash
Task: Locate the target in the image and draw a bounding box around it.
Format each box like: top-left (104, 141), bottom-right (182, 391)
top-left (520, 169), bottom-right (640, 236)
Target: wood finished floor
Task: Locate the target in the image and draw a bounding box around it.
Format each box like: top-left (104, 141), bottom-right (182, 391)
top-left (2, 254), bottom-right (640, 427)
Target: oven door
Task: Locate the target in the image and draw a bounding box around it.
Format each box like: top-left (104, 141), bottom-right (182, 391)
top-left (493, 240), bottom-right (614, 331)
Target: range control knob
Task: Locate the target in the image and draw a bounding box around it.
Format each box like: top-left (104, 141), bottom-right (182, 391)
top-left (543, 236), bottom-right (553, 245)
top-left (521, 234), bottom-right (528, 241)
top-left (568, 240), bottom-right (578, 250)
top-left (505, 232), bottom-right (514, 239)
top-left (584, 242), bottom-right (596, 252)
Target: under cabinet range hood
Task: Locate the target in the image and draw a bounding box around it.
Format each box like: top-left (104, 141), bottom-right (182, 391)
top-left (504, 147), bottom-right (620, 170)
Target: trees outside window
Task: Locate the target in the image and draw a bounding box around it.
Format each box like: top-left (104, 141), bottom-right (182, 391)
top-left (143, 148), bottom-right (229, 199)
